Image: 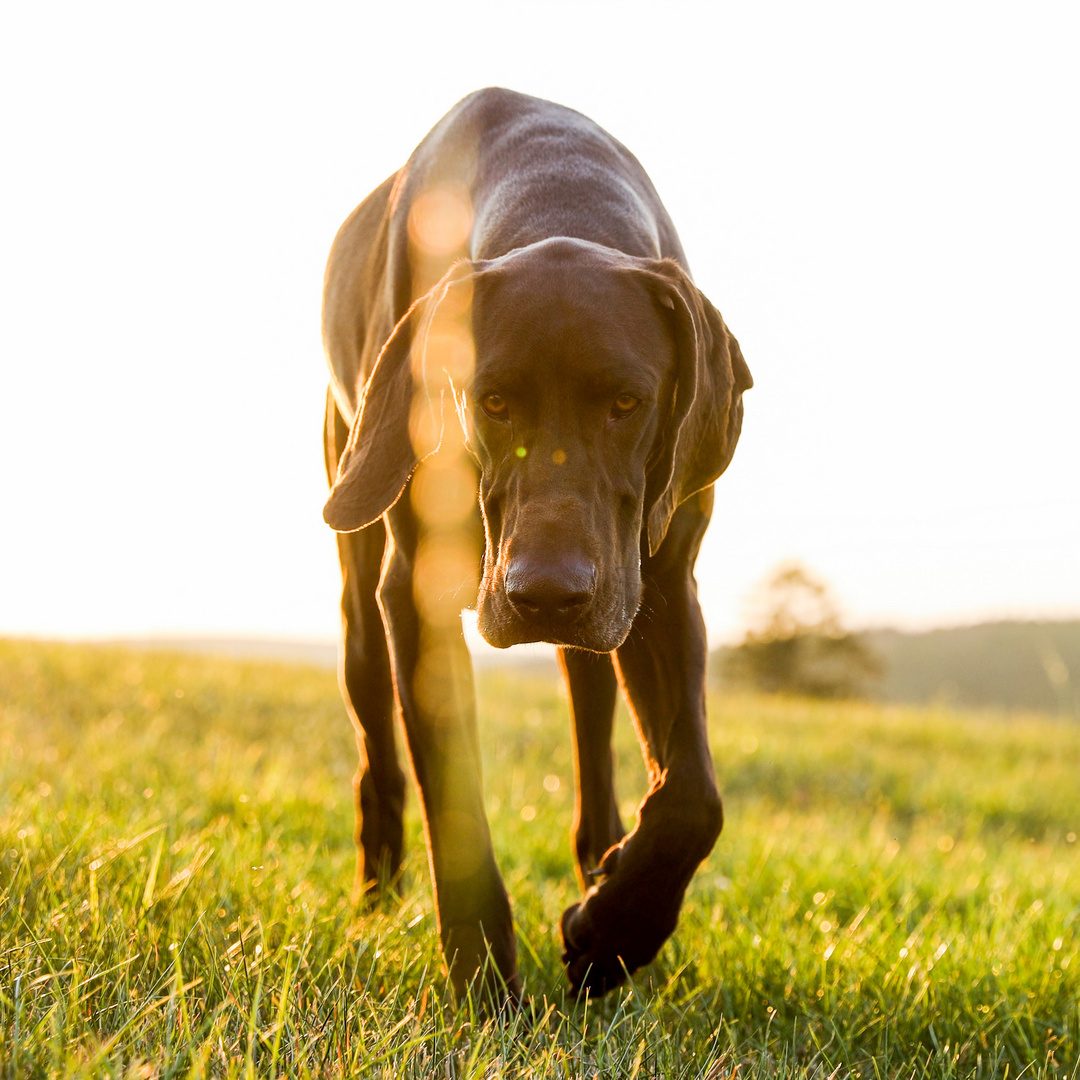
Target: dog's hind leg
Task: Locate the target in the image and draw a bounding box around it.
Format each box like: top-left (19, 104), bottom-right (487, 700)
top-left (327, 393), bottom-right (406, 902)
top-left (558, 647), bottom-right (625, 890)
top-left (337, 524), bottom-right (405, 901)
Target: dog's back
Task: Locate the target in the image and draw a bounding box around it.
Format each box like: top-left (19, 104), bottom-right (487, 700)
top-left (418, 88), bottom-right (689, 264)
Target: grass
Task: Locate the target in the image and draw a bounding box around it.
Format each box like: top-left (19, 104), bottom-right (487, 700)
top-left (1, 638), bottom-right (1078, 1078)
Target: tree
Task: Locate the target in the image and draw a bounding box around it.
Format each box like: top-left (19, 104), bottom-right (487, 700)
top-left (721, 563), bottom-right (881, 698)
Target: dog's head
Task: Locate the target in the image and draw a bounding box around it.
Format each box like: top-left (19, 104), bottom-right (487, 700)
top-left (325, 237), bottom-right (751, 652)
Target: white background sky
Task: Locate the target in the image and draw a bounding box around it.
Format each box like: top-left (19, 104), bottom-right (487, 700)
top-left (2, 1), bottom-right (1077, 648)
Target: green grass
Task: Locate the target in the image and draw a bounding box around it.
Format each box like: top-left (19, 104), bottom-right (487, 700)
top-left (1, 639), bottom-right (1078, 1078)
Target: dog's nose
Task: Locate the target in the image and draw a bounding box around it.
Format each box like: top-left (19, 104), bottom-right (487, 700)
top-left (504, 555), bottom-right (596, 623)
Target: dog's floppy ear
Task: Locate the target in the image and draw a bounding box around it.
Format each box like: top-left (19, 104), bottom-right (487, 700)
top-left (640, 261), bottom-right (753, 556)
top-left (323, 266), bottom-right (470, 532)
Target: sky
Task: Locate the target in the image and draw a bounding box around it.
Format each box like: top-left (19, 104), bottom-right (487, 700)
top-left (2, 0), bottom-right (1077, 649)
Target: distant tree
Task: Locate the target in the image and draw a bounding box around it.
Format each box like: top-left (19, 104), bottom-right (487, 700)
top-left (722, 563), bottom-right (881, 698)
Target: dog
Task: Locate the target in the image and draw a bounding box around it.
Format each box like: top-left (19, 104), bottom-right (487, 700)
top-left (322, 88), bottom-right (752, 1000)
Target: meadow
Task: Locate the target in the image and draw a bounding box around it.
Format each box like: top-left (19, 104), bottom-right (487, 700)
top-left (1, 638), bottom-right (1077, 1078)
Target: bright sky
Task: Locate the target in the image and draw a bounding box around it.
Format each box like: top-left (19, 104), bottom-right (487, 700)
top-left (2, 1), bottom-right (1077, 647)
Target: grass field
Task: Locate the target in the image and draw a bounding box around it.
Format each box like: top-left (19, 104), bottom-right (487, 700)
top-left (1, 639), bottom-right (1078, 1078)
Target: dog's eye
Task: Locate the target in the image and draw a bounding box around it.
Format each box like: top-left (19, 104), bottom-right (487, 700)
top-left (611, 394), bottom-right (640, 418)
top-left (481, 393), bottom-right (509, 420)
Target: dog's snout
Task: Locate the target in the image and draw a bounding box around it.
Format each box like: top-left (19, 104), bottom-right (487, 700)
top-left (505, 555), bottom-right (597, 623)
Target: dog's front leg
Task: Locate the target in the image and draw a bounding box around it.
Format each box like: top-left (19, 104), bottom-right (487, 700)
top-left (560, 499), bottom-right (722, 996)
top-left (379, 501), bottom-right (520, 1002)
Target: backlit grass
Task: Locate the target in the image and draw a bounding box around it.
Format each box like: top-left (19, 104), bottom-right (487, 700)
top-left (1, 639), bottom-right (1077, 1077)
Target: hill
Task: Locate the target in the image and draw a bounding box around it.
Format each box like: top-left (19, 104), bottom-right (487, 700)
top-left (864, 619), bottom-right (1080, 715)
top-left (712, 619), bottom-right (1080, 716)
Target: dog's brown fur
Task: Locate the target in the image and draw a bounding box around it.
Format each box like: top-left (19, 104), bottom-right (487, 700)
top-left (322, 88), bottom-right (751, 999)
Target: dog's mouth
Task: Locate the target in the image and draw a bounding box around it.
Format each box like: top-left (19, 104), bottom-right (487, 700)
top-left (478, 609), bottom-right (633, 653)
top-left (476, 568), bottom-right (640, 653)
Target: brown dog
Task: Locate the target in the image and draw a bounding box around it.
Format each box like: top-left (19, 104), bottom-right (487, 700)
top-left (322, 88), bottom-right (751, 1000)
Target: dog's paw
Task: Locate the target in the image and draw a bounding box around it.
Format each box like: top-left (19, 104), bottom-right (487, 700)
top-left (560, 892), bottom-right (667, 997)
top-left (560, 852), bottom-right (686, 997)
top-left (442, 918), bottom-right (521, 1005)
top-left (560, 899), bottom-right (627, 996)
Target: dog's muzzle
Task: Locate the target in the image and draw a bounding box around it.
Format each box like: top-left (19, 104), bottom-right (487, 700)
top-left (503, 553), bottom-right (598, 628)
